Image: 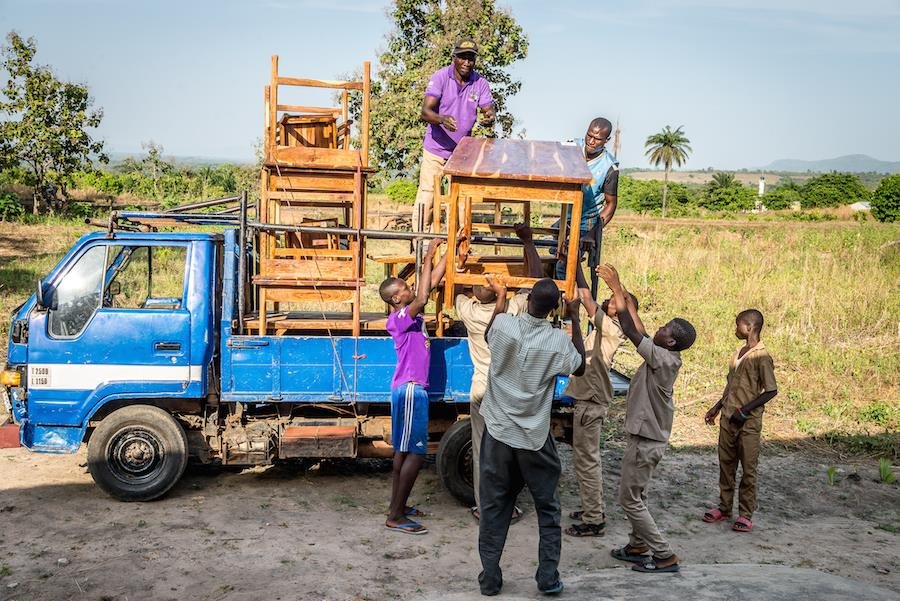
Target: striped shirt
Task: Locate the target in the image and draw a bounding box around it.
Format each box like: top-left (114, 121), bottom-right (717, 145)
top-left (481, 313), bottom-right (583, 450)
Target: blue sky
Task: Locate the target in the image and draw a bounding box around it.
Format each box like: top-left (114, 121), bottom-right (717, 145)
top-left (1, 0), bottom-right (898, 169)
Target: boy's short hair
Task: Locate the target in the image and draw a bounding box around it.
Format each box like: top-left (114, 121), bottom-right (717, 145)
top-left (379, 277), bottom-right (404, 304)
top-left (472, 284), bottom-right (497, 303)
top-left (602, 292), bottom-right (639, 314)
top-left (737, 308), bottom-right (764, 332)
top-left (669, 317), bottom-right (697, 351)
top-left (530, 278), bottom-right (560, 316)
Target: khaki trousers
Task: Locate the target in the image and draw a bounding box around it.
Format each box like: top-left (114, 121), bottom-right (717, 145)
top-left (469, 380), bottom-right (487, 508)
top-left (718, 417), bottom-right (762, 519)
top-left (412, 149), bottom-right (446, 232)
top-left (617, 433), bottom-right (674, 558)
top-left (571, 400), bottom-right (608, 524)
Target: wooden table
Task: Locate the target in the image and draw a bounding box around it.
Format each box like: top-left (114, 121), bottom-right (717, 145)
top-left (440, 137), bottom-right (592, 311)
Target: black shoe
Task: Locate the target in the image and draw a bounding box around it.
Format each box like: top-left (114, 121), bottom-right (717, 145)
top-left (539, 580), bottom-right (564, 595)
top-left (478, 571), bottom-right (502, 596)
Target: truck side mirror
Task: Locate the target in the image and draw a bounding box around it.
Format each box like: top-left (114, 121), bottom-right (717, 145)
top-left (35, 279), bottom-right (57, 311)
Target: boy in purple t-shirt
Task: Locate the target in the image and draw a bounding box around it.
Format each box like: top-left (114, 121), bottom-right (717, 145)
top-left (412, 38), bottom-right (496, 232)
top-left (379, 238), bottom-right (453, 534)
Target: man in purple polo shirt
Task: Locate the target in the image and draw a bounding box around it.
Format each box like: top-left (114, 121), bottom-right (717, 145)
top-left (412, 38), bottom-right (496, 232)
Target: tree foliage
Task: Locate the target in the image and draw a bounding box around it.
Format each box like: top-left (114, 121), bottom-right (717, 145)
top-left (0, 32), bottom-right (107, 214)
top-left (871, 174), bottom-right (900, 223)
top-left (644, 125), bottom-right (691, 218)
top-left (708, 171), bottom-right (737, 191)
top-left (356, 0), bottom-right (528, 180)
top-left (801, 172), bottom-right (869, 209)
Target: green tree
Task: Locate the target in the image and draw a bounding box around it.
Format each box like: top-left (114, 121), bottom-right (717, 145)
top-left (699, 184), bottom-right (756, 211)
top-left (801, 172), bottom-right (869, 208)
top-left (644, 125), bottom-right (692, 218)
top-left (355, 0), bottom-right (528, 180)
top-left (708, 171), bottom-right (737, 191)
top-left (0, 32), bottom-right (107, 214)
top-left (871, 174), bottom-right (900, 223)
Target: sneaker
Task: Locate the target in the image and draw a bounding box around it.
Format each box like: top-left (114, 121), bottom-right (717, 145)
top-left (539, 580), bottom-right (564, 595)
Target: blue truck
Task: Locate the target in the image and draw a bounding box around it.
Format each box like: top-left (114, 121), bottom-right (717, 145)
top-left (1, 212), bottom-right (628, 503)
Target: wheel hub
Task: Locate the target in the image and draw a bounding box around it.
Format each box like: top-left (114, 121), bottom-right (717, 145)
top-left (109, 428), bottom-right (163, 482)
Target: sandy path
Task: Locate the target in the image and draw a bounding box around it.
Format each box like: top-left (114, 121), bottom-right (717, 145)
top-left (0, 444), bottom-right (897, 601)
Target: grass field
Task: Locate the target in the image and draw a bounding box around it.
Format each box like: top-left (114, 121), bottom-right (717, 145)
top-left (1, 211), bottom-right (897, 458)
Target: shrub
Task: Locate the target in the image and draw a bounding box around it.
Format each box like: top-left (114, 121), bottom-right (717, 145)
top-left (763, 186), bottom-right (802, 210)
top-left (384, 179), bottom-right (417, 205)
top-left (0, 191), bottom-right (25, 220)
top-left (699, 185), bottom-right (757, 211)
top-left (801, 172), bottom-right (869, 208)
top-left (871, 174), bottom-right (900, 223)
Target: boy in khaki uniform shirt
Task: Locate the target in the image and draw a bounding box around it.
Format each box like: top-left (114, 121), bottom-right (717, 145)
top-left (563, 257), bottom-right (630, 537)
top-left (597, 264), bottom-right (696, 574)
top-left (455, 224), bottom-right (543, 519)
top-left (702, 309), bottom-right (778, 533)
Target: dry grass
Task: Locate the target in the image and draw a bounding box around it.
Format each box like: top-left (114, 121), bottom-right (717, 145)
top-left (2, 216), bottom-right (898, 457)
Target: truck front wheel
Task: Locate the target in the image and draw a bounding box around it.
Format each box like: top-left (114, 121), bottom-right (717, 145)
top-left (87, 405), bottom-right (189, 501)
top-left (436, 418), bottom-right (475, 507)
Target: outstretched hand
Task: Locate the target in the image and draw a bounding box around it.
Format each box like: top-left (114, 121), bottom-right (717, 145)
top-left (513, 222), bottom-right (533, 242)
top-left (595, 263), bottom-right (621, 289)
top-left (563, 293), bottom-right (581, 320)
top-left (426, 238), bottom-right (445, 256)
top-left (485, 274), bottom-right (507, 297)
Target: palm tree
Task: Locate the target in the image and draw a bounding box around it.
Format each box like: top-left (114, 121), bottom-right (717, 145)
top-left (644, 126), bottom-right (692, 218)
top-left (709, 171), bottom-right (736, 191)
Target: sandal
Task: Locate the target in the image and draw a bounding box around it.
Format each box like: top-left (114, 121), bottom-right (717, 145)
top-left (702, 507), bottom-right (730, 523)
top-left (732, 516), bottom-right (753, 532)
top-left (569, 510), bottom-right (584, 520)
top-left (405, 505), bottom-right (426, 518)
top-left (631, 555), bottom-right (680, 573)
top-left (610, 544), bottom-right (650, 563)
top-left (565, 522), bottom-right (606, 537)
top-left (510, 506), bottom-right (524, 524)
top-left (385, 520), bottom-right (428, 535)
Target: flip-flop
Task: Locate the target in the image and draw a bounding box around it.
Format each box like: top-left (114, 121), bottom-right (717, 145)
top-left (510, 506), bottom-right (524, 524)
top-left (385, 520), bottom-right (428, 535)
top-left (569, 510), bottom-right (584, 520)
top-left (405, 506), bottom-right (426, 518)
top-left (631, 556), bottom-right (680, 573)
top-left (732, 516), bottom-right (753, 532)
top-left (702, 507), bottom-right (730, 523)
top-left (610, 545), bottom-right (650, 563)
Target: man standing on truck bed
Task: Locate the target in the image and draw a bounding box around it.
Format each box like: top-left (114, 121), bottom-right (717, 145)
top-left (380, 237), bottom-right (458, 535)
top-left (412, 38), bottom-right (496, 232)
top-left (477, 277), bottom-right (586, 596)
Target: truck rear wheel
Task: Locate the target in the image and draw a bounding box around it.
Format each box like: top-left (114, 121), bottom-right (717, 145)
top-left (87, 405), bottom-right (188, 501)
top-left (437, 418), bottom-right (475, 507)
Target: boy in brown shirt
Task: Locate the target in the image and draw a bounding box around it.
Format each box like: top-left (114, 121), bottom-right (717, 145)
top-left (597, 264), bottom-right (696, 574)
top-left (702, 309), bottom-right (778, 533)
top-left (563, 256), bottom-right (632, 537)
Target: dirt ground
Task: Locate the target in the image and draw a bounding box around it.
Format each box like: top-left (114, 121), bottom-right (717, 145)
top-left (0, 440), bottom-right (897, 601)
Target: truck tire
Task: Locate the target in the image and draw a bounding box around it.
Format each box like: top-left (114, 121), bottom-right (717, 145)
top-left (87, 405), bottom-right (189, 502)
top-left (436, 418), bottom-right (475, 507)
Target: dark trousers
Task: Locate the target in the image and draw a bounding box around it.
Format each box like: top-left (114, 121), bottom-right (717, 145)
top-left (478, 430), bottom-right (562, 594)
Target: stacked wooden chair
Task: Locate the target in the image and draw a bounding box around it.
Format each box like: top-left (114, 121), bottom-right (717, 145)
top-left (253, 55), bottom-right (373, 336)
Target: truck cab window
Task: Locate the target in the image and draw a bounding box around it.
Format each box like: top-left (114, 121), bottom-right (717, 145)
top-left (48, 245), bottom-right (106, 338)
top-left (104, 245), bottom-right (186, 310)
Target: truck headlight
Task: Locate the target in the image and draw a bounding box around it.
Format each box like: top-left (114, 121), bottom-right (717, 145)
top-left (0, 370), bottom-right (21, 387)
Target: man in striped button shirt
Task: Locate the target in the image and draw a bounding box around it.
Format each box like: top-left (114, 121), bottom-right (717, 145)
top-left (477, 277), bottom-right (586, 596)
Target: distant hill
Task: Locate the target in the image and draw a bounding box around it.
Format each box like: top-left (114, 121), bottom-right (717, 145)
top-left (104, 151), bottom-right (255, 167)
top-left (765, 154), bottom-right (900, 174)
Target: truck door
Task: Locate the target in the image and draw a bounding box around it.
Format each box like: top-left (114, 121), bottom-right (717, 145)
top-left (26, 241), bottom-right (193, 427)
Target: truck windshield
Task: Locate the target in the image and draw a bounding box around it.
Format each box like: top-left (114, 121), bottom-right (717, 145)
top-left (48, 245), bottom-right (106, 338)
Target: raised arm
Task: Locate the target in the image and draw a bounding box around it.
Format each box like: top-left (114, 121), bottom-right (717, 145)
top-left (558, 246), bottom-right (598, 317)
top-left (483, 276), bottom-right (508, 343)
top-left (565, 294), bottom-right (587, 376)
top-left (432, 229), bottom-right (466, 289)
top-left (514, 223), bottom-right (544, 279)
top-left (407, 239), bottom-right (444, 317)
top-left (596, 264), bottom-right (643, 348)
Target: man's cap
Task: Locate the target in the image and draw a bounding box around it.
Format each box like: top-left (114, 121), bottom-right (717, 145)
top-left (453, 38), bottom-right (478, 56)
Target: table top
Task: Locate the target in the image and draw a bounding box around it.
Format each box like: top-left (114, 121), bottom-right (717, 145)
top-left (442, 137), bottom-right (592, 184)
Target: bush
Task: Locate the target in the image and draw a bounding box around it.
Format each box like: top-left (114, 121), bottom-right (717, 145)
top-left (0, 191), bottom-right (25, 220)
top-left (384, 179), bottom-right (417, 205)
top-left (871, 174), bottom-right (900, 223)
top-left (763, 186), bottom-right (802, 210)
top-left (801, 172), bottom-right (869, 208)
top-left (699, 185), bottom-right (757, 211)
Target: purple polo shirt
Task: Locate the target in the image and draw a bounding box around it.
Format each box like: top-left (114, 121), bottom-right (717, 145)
top-left (423, 65), bottom-right (493, 159)
top-left (386, 306), bottom-right (431, 389)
